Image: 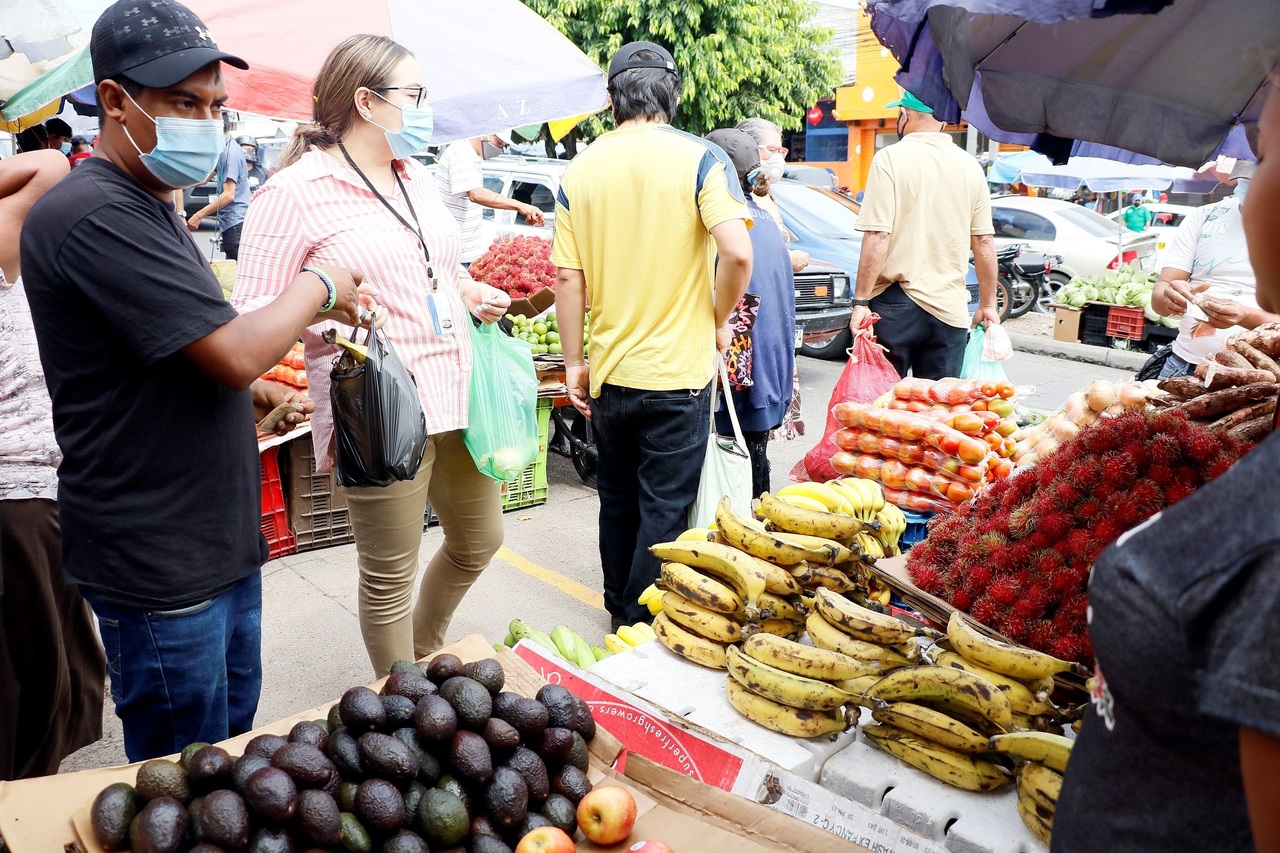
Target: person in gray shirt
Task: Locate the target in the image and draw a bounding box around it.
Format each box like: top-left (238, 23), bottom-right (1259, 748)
top-left (188, 127), bottom-right (250, 259)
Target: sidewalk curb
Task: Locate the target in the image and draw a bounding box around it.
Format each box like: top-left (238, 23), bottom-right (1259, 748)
top-left (1008, 332), bottom-right (1147, 373)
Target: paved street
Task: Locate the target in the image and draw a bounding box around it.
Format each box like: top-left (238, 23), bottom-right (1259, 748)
top-left (61, 345), bottom-right (1134, 772)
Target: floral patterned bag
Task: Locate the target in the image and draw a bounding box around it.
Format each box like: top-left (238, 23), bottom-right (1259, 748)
top-left (723, 293), bottom-right (761, 390)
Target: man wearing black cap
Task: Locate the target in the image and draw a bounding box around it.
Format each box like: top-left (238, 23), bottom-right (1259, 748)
top-left (551, 41), bottom-right (753, 628)
top-left (20, 0), bottom-right (373, 760)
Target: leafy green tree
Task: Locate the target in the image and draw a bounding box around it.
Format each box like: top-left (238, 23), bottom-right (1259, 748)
top-left (524, 0), bottom-right (841, 147)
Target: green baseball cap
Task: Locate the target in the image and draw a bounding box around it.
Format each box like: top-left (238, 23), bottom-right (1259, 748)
top-left (885, 91), bottom-right (934, 114)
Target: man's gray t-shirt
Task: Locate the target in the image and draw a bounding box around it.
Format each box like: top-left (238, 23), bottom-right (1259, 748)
top-left (1053, 431), bottom-right (1280, 851)
top-left (215, 139), bottom-right (251, 232)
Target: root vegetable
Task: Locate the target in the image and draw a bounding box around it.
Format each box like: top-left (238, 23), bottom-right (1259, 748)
top-left (1211, 349), bottom-right (1254, 370)
top-left (1202, 363), bottom-right (1274, 391)
top-left (1230, 341), bottom-right (1280, 381)
top-left (1211, 398), bottom-right (1278, 432)
top-left (1227, 415), bottom-right (1275, 444)
top-left (1176, 383), bottom-right (1278, 420)
top-left (1157, 376), bottom-right (1207, 400)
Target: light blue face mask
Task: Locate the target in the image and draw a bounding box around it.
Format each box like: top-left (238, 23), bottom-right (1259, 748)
top-left (367, 90), bottom-right (434, 159)
top-left (122, 90), bottom-right (225, 189)
top-left (60, 141), bottom-right (72, 156)
top-left (1235, 176), bottom-right (1250, 203)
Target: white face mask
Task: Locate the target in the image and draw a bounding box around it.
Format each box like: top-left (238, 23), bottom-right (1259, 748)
top-left (759, 152), bottom-right (785, 183)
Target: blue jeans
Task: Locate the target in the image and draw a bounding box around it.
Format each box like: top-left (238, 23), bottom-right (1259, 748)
top-left (590, 383), bottom-right (711, 622)
top-left (1158, 351), bottom-right (1195, 379)
top-left (84, 571), bottom-right (262, 761)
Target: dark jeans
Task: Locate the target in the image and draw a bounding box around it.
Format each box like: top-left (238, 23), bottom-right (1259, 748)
top-left (84, 570), bottom-right (262, 761)
top-left (871, 283), bottom-right (968, 380)
top-left (219, 222), bottom-right (243, 261)
top-left (590, 382), bottom-right (711, 622)
top-left (1157, 351), bottom-right (1195, 379)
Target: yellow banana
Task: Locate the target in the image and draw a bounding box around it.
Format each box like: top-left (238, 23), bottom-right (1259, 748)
top-left (757, 591), bottom-right (804, 622)
top-left (651, 612), bottom-right (729, 669)
top-left (861, 724), bottom-right (1011, 792)
top-left (615, 625), bottom-right (647, 647)
top-left (864, 665), bottom-right (1015, 730)
top-left (813, 588), bottom-right (942, 645)
top-left (828, 479), bottom-right (873, 522)
top-left (987, 731), bottom-right (1073, 774)
top-left (658, 562), bottom-right (743, 615)
top-left (650, 540), bottom-right (768, 621)
top-left (777, 482), bottom-right (846, 513)
top-left (840, 478), bottom-right (885, 517)
top-left (725, 677), bottom-right (852, 738)
top-left (631, 621), bottom-right (656, 641)
top-left (715, 497), bottom-right (830, 566)
top-left (677, 528), bottom-right (718, 543)
top-left (759, 492), bottom-right (868, 541)
top-left (947, 611), bottom-right (1085, 680)
top-left (1016, 783), bottom-right (1055, 846)
top-left (603, 634), bottom-right (631, 654)
top-left (837, 674), bottom-right (882, 694)
top-left (871, 702), bottom-right (991, 753)
top-left (806, 565), bottom-right (858, 593)
top-left (768, 531), bottom-right (856, 565)
top-left (1019, 761), bottom-right (1063, 812)
top-left (660, 592), bottom-right (743, 644)
top-left (804, 612), bottom-right (915, 670)
top-left (647, 595), bottom-right (664, 616)
top-left (637, 583), bottom-right (661, 607)
top-left (930, 650), bottom-right (1055, 716)
top-left (726, 646), bottom-right (856, 711)
top-left (742, 632), bottom-right (882, 682)
top-left (756, 618), bottom-right (805, 639)
top-left (777, 493), bottom-right (831, 514)
top-left (746, 554), bottom-right (804, 595)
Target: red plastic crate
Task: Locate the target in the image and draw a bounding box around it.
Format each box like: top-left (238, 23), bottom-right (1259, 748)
top-left (260, 446), bottom-right (296, 560)
top-left (1106, 305), bottom-right (1146, 340)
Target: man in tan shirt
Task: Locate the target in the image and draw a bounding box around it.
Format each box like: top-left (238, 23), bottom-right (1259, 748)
top-left (850, 92), bottom-right (999, 379)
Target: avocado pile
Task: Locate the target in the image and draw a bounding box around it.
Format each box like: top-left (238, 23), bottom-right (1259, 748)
top-left (89, 654), bottom-right (598, 853)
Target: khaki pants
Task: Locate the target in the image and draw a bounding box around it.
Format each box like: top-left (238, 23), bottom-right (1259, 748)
top-left (342, 430), bottom-right (503, 675)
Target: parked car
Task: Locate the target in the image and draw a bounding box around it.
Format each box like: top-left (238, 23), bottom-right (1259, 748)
top-left (183, 179), bottom-right (219, 222)
top-left (990, 196), bottom-right (1159, 300)
top-left (1106, 202), bottom-right (1198, 269)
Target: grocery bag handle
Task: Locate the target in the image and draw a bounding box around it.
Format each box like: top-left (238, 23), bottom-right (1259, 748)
top-left (711, 356), bottom-right (749, 458)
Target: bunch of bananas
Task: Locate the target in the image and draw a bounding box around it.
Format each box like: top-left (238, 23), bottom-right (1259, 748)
top-left (873, 502), bottom-right (908, 556)
top-left (774, 479), bottom-right (883, 522)
top-left (602, 621), bottom-right (655, 655)
top-left (1015, 751), bottom-right (1067, 844)
top-left (504, 619), bottom-right (616, 668)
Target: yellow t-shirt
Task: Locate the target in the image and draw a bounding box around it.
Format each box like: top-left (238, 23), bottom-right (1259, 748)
top-left (550, 124), bottom-right (751, 397)
top-left (855, 132), bottom-right (993, 328)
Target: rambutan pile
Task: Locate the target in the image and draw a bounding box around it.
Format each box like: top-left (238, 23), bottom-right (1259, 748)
top-left (907, 409), bottom-right (1252, 664)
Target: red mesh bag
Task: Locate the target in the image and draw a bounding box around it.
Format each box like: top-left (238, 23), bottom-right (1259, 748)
top-left (793, 314), bottom-right (900, 482)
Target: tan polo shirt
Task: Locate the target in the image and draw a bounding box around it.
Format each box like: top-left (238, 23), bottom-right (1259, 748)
top-left (855, 132), bottom-right (993, 328)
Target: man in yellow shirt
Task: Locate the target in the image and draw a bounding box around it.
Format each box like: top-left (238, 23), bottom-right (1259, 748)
top-left (850, 91), bottom-right (1000, 379)
top-left (552, 41), bottom-right (752, 628)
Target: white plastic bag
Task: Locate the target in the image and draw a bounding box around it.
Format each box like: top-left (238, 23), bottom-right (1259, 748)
top-left (688, 359), bottom-right (753, 528)
top-left (982, 324), bottom-right (1014, 361)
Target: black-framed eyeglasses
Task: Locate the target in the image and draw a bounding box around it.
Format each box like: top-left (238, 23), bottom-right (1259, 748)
top-left (372, 86), bottom-right (429, 108)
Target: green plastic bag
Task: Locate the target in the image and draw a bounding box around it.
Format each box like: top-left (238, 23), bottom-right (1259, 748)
top-left (464, 322), bottom-right (540, 482)
top-left (961, 325), bottom-right (1009, 383)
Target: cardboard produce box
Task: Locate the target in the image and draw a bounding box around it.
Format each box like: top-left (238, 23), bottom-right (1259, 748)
top-left (1052, 305), bottom-right (1083, 343)
top-left (0, 634), bottom-right (852, 853)
top-left (507, 286), bottom-right (556, 319)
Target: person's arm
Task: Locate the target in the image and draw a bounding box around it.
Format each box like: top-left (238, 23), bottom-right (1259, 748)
top-left (456, 270), bottom-right (512, 324)
top-left (850, 230), bottom-right (890, 334)
top-left (711, 219), bottom-right (752, 329)
top-left (1151, 267), bottom-right (1198, 316)
top-left (971, 233), bottom-right (1000, 328)
top-left (189, 178), bottom-right (235, 229)
top-left (466, 187), bottom-right (545, 226)
top-left (1241, 726), bottom-right (1280, 851)
top-left (555, 267), bottom-right (590, 419)
top-left (0, 150), bottom-right (68, 281)
top-left (1200, 299), bottom-right (1280, 331)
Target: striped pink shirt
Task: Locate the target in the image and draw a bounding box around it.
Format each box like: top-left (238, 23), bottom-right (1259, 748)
top-left (233, 149), bottom-right (472, 471)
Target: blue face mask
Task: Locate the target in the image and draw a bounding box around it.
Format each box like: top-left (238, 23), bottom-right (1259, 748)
top-left (367, 90), bottom-right (434, 159)
top-left (60, 141), bottom-right (72, 156)
top-left (122, 90), bottom-right (225, 189)
top-left (1235, 176), bottom-right (1250, 203)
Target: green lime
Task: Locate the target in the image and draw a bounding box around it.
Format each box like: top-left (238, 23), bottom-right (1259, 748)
top-left (533, 323), bottom-right (547, 335)
top-left (549, 343), bottom-right (563, 355)
top-left (546, 331), bottom-right (560, 343)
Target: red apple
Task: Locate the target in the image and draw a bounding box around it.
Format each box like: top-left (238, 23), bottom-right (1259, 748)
top-left (515, 827), bottom-right (575, 853)
top-left (576, 785), bottom-right (638, 844)
top-left (630, 842), bottom-right (675, 853)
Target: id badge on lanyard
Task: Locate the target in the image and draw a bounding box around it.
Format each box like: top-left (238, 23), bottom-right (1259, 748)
top-left (427, 286), bottom-right (456, 336)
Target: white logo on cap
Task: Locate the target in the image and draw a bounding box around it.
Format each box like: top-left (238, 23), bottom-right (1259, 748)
top-left (196, 26), bottom-right (211, 42)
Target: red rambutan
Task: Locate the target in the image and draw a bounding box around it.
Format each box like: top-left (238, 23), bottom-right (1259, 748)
top-left (1036, 462), bottom-right (1058, 488)
top-left (1025, 619), bottom-right (1055, 652)
top-left (996, 613), bottom-right (1030, 644)
top-left (1048, 634), bottom-right (1086, 664)
top-left (1147, 433), bottom-right (1182, 467)
top-left (978, 531), bottom-right (1009, 554)
top-left (1048, 565), bottom-right (1081, 596)
top-left (1094, 518), bottom-right (1123, 544)
top-left (1201, 452), bottom-right (1237, 482)
top-left (1013, 591), bottom-right (1047, 621)
top-left (1101, 451), bottom-right (1138, 488)
top-left (1094, 482), bottom-right (1117, 502)
top-left (950, 589), bottom-right (974, 612)
top-left (910, 563), bottom-right (947, 595)
top-left (1174, 464), bottom-right (1200, 486)
top-left (1148, 408), bottom-right (1188, 435)
top-left (1005, 540), bottom-right (1037, 573)
top-left (1034, 548), bottom-right (1067, 576)
top-left (1008, 506), bottom-right (1038, 539)
top-left (988, 576), bottom-right (1020, 606)
top-left (1071, 458), bottom-right (1103, 489)
top-left (1075, 500), bottom-right (1102, 523)
top-left (1183, 429), bottom-right (1220, 463)
top-left (1054, 481), bottom-right (1083, 507)
top-left (985, 511), bottom-right (1013, 537)
top-left (1037, 512), bottom-right (1074, 544)
top-left (1146, 465), bottom-right (1175, 488)
top-left (970, 594), bottom-right (1002, 625)
top-left (966, 564), bottom-right (993, 592)
top-left (1122, 440), bottom-right (1149, 469)
top-left (1058, 592), bottom-right (1090, 621)
top-left (1061, 529), bottom-right (1096, 562)
top-left (1166, 483), bottom-right (1196, 505)
top-left (1079, 632), bottom-right (1094, 662)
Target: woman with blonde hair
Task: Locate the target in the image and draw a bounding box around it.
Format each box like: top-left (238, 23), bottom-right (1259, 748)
top-left (233, 34), bottom-right (510, 675)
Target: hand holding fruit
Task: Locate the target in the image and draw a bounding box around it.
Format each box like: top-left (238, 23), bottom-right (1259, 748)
top-left (467, 281), bottom-right (511, 324)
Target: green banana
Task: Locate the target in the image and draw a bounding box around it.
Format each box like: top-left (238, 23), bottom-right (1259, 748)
top-left (571, 633), bottom-right (598, 670)
top-left (551, 625), bottom-right (579, 661)
top-left (509, 619), bottom-right (561, 657)
top-left (591, 645), bottom-right (613, 662)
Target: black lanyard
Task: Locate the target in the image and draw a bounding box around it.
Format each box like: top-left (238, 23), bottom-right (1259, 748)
top-left (338, 143), bottom-right (437, 291)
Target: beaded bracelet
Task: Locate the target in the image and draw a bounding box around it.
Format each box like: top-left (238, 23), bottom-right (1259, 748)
top-left (302, 266), bottom-right (338, 313)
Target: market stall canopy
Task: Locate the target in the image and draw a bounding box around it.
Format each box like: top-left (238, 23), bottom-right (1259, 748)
top-left (0, 38), bottom-right (88, 124)
top-left (4, 0), bottom-right (608, 143)
top-left (867, 0), bottom-right (1280, 167)
top-left (987, 150), bottom-right (1198, 192)
top-left (0, 0), bottom-right (88, 99)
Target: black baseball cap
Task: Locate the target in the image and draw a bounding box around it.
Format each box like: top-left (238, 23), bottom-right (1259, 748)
top-left (607, 41), bottom-right (678, 83)
top-left (44, 118), bottom-right (73, 138)
top-left (91, 0), bottom-right (247, 88)
top-left (705, 129), bottom-right (760, 181)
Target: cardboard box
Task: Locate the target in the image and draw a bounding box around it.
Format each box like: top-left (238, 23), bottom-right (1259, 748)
top-left (0, 635), bottom-right (853, 853)
top-left (1053, 305), bottom-right (1083, 343)
top-left (507, 286), bottom-right (556, 319)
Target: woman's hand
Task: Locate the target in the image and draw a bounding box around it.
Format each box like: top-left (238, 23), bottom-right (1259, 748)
top-left (315, 266), bottom-right (381, 327)
top-left (252, 380), bottom-right (315, 437)
top-left (466, 280), bottom-right (511, 324)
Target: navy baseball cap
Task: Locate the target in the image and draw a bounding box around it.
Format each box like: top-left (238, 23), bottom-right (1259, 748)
top-left (608, 41), bottom-right (678, 83)
top-left (91, 0), bottom-right (247, 88)
top-left (705, 129), bottom-right (760, 181)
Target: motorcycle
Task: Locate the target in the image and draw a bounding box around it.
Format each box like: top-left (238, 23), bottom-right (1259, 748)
top-left (995, 244), bottom-right (1063, 321)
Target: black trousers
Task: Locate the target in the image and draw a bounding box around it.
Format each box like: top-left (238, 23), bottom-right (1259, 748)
top-left (219, 222), bottom-right (243, 261)
top-left (870, 283), bottom-right (968, 380)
